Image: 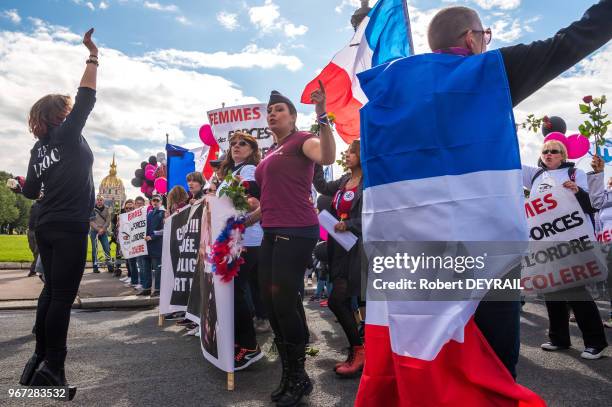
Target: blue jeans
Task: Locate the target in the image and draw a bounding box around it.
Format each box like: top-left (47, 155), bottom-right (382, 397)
top-left (89, 230), bottom-right (111, 269)
top-left (140, 256), bottom-right (161, 290)
top-left (128, 258), bottom-right (139, 285)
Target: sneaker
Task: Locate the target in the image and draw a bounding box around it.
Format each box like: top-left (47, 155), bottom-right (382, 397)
top-left (176, 319), bottom-right (191, 326)
top-left (133, 284), bottom-right (143, 290)
top-left (120, 277), bottom-right (130, 282)
top-left (165, 312), bottom-right (186, 321)
top-left (27, 270), bottom-right (37, 277)
top-left (150, 291), bottom-right (159, 298)
top-left (541, 342), bottom-right (570, 351)
top-left (569, 314), bottom-right (576, 323)
top-left (92, 268), bottom-right (100, 274)
top-left (137, 289), bottom-right (151, 296)
top-left (320, 299), bottom-right (328, 307)
top-left (186, 326), bottom-right (199, 336)
top-left (254, 319), bottom-right (271, 334)
top-left (580, 347), bottom-right (605, 360)
top-left (604, 318), bottom-right (612, 329)
top-left (234, 345), bottom-right (264, 371)
top-left (309, 295), bottom-right (320, 302)
top-left (184, 322), bottom-right (198, 330)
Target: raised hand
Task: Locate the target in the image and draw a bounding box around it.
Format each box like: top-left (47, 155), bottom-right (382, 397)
top-left (311, 80), bottom-right (327, 115)
top-left (83, 28), bottom-right (98, 56)
top-left (591, 154), bottom-right (604, 173)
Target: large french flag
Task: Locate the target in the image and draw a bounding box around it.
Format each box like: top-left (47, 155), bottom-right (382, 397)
top-left (300, 0), bottom-right (412, 144)
top-left (355, 51), bottom-right (546, 406)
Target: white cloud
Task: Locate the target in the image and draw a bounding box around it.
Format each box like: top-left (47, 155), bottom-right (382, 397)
top-left (248, 0), bottom-right (308, 38)
top-left (85, 2), bottom-right (95, 11)
top-left (335, 0), bottom-right (361, 14)
top-left (141, 43), bottom-right (303, 71)
top-left (175, 16), bottom-right (191, 26)
top-left (490, 18), bottom-right (522, 43)
top-left (99, 1), bottom-right (109, 10)
top-left (515, 45), bottom-right (612, 173)
top-left (0, 21), bottom-right (259, 197)
top-left (408, 5), bottom-right (441, 54)
top-left (472, 0), bottom-right (521, 10)
top-left (1, 9), bottom-right (22, 24)
top-left (217, 11), bottom-right (239, 31)
top-left (143, 1), bottom-right (178, 13)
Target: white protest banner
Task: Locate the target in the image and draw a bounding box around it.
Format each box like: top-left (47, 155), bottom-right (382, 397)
top-left (522, 186), bottom-right (606, 294)
top-left (160, 203), bottom-right (203, 315)
top-left (118, 207), bottom-right (148, 259)
top-left (197, 195), bottom-right (237, 373)
top-left (207, 103), bottom-right (273, 154)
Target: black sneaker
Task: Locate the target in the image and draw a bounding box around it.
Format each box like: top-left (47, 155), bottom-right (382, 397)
top-left (150, 291), bottom-right (159, 298)
top-left (176, 319), bottom-right (192, 326)
top-left (165, 312), bottom-right (186, 321)
top-left (541, 342), bottom-right (570, 351)
top-left (581, 347), bottom-right (606, 360)
top-left (234, 345), bottom-right (264, 371)
top-left (92, 268), bottom-right (100, 274)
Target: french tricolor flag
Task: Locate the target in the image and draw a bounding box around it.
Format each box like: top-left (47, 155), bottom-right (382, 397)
top-left (301, 0), bottom-right (412, 144)
top-left (355, 48), bottom-right (547, 405)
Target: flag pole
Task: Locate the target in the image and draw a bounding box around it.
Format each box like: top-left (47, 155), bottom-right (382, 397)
top-left (402, 0), bottom-right (415, 54)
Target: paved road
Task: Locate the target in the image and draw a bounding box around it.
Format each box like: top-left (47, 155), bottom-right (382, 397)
top-left (0, 301), bottom-right (610, 406)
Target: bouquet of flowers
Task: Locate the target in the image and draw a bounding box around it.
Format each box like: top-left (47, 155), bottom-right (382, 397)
top-left (218, 173), bottom-right (250, 212)
top-left (579, 95), bottom-right (609, 147)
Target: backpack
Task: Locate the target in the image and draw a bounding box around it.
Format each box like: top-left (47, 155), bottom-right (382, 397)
top-left (530, 167), bottom-right (576, 187)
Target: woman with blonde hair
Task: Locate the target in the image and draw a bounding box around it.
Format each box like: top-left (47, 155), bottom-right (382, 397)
top-left (522, 139), bottom-right (607, 360)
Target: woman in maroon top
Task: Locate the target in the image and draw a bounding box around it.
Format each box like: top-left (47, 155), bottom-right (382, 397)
top-left (251, 85), bottom-right (335, 406)
top-left (313, 140), bottom-right (364, 377)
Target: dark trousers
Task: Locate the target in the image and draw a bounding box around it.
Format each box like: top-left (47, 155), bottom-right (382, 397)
top-left (34, 222), bottom-right (88, 370)
top-left (328, 277), bottom-right (362, 347)
top-left (235, 247), bottom-right (259, 349)
top-left (475, 301), bottom-right (521, 379)
top-left (259, 232), bottom-right (317, 345)
top-left (544, 288), bottom-right (607, 349)
top-left (27, 230), bottom-right (38, 273)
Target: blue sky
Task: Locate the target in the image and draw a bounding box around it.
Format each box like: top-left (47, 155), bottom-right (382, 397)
top-left (0, 0), bottom-right (610, 196)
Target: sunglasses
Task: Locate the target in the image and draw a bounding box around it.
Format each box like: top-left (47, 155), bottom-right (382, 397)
top-left (230, 140), bottom-right (248, 147)
top-left (459, 28), bottom-right (492, 45)
top-left (541, 149), bottom-right (561, 155)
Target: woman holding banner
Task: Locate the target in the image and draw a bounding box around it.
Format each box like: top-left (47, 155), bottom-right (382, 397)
top-left (17, 29), bottom-right (99, 398)
top-left (216, 131), bottom-right (265, 370)
top-left (312, 140), bottom-right (365, 377)
top-left (251, 84), bottom-right (335, 406)
top-left (522, 140), bottom-right (607, 360)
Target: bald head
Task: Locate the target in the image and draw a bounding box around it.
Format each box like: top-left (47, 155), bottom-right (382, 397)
top-left (427, 6), bottom-right (482, 51)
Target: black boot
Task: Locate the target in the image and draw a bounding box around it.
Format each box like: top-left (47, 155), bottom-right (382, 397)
top-left (19, 353), bottom-right (43, 386)
top-left (271, 340), bottom-right (290, 402)
top-left (276, 343), bottom-right (312, 407)
top-left (30, 361), bottom-right (77, 400)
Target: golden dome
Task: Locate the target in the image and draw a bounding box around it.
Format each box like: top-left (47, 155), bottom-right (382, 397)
top-left (100, 154), bottom-right (124, 189)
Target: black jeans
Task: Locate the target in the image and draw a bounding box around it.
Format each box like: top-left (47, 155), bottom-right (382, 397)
top-left (475, 301), bottom-right (521, 379)
top-left (235, 247), bottom-right (259, 349)
top-left (34, 222), bottom-right (88, 370)
top-left (328, 277), bottom-right (362, 347)
top-left (544, 287), bottom-right (608, 349)
top-left (259, 232), bottom-right (317, 345)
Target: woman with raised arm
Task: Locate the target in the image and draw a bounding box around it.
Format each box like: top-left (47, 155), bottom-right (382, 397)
top-left (252, 82), bottom-right (335, 407)
top-left (17, 29), bottom-right (99, 399)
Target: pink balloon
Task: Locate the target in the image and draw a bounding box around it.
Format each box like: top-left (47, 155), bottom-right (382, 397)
top-left (140, 184), bottom-right (147, 193)
top-left (144, 164), bottom-right (156, 180)
top-left (199, 124), bottom-right (217, 146)
top-left (543, 131), bottom-right (566, 144)
top-left (565, 134), bottom-right (590, 159)
top-left (154, 177), bottom-right (167, 194)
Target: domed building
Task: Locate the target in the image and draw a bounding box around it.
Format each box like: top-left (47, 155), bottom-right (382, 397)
top-left (99, 154), bottom-right (126, 214)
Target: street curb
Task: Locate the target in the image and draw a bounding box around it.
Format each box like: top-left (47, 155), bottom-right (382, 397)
top-left (0, 262), bottom-right (101, 270)
top-left (0, 296), bottom-right (159, 311)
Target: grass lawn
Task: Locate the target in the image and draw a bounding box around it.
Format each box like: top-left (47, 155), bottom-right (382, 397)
top-left (0, 234), bottom-right (119, 263)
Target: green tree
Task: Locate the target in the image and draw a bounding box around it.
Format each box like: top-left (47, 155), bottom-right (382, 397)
top-left (0, 170), bottom-right (33, 234)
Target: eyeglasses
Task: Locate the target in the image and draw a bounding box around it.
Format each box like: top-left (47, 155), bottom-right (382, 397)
top-left (459, 27), bottom-right (492, 45)
top-left (541, 149), bottom-right (561, 155)
top-left (230, 140), bottom-right (248, 147)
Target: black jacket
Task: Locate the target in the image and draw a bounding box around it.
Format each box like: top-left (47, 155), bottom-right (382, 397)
top-left (313, 165), bottom-right (365, 297)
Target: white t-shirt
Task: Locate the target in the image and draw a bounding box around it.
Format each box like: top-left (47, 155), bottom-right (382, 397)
top-left (522, 165), bottom-right (588, 194)
top-left (217, 164), bottom-right (263, 247)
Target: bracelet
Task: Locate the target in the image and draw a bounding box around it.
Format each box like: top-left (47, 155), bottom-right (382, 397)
top-left (86, 58), bottom-right (99, 66)
top-left (318, 117), bottom-right (330, 126)
top-left (89, 54), bottom-right (98, 59)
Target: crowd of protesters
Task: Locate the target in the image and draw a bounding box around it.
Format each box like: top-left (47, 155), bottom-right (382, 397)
top-left (8, 1), bottom-right (612, 405)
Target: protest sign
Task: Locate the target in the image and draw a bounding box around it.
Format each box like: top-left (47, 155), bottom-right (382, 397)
top-left (207, 103), bottom-right (273, 154)
top-left (118, 207), bottom-right (148, 259)
top-left (522, 186), bottom-right (606, 294)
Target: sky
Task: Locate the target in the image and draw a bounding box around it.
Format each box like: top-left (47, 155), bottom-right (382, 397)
top-left (0, 0), bottom-right (610, 198)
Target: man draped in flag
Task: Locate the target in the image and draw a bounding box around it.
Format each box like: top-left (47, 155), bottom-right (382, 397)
top-left (351, 1), bottom-right (612, 406)
top-left (301, 0), bottom-right (412, 145)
